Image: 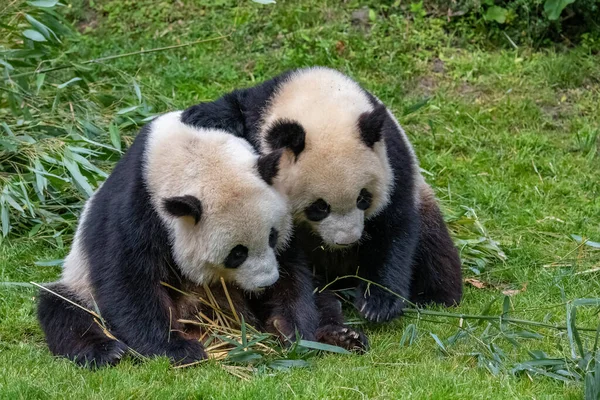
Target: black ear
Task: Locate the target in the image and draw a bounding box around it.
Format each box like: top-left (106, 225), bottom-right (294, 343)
top-left (358, 104), bottom-right (387, 148)
top-left (163, 195), bottom-right (203, 224)
top-left (265, 119), bottom-right (305, 158)
top-left (257, 149), bottom-right (283, 185)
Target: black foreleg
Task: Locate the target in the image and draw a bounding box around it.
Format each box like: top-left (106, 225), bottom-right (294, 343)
top-left (315, 290), bottom-right (369, 353)
top-left (252, 245), bottom-right (319, 343)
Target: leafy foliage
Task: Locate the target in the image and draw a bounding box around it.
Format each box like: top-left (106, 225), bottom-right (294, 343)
top-left (421, 0), bottom-right (600, 46)
top-left (0, 1), bottom-right (163, 241)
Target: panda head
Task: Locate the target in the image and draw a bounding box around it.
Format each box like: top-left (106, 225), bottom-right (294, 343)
top-left (145, 112), bottom-right (292, 291)
top-left (259, 67), bottom-right (395, 249)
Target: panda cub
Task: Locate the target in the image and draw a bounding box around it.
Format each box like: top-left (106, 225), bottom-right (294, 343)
top-left (37, 111), bottom-right (321, 367)
top-left (182, 67), bottom-right (463, 324)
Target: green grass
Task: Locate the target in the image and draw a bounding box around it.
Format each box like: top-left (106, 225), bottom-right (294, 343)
top-left (1, 0), bottom-right (600, 398)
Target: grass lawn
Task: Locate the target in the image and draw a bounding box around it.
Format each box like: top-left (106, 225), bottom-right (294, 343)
top-left (1, 1), bottom-right (600, 398)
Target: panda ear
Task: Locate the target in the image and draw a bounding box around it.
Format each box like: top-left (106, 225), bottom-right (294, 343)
top-left (257, 149), bottom-right (283, 185)
top-left (358, 104), bottom-right (387, 148)
top-left (264, 119), bottom-right (305, 158)
top-left (163, 195), bottom-right (203, 224)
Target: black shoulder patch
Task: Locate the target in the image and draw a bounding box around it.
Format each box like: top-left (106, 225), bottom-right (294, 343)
top-left (163, 195), bottom-right (203, 224)
top-left (358, 104), bottom-right (387, 148)
top-left (264, 119), bottom-right (305, 157)
top-left (257, 149), bottom-right (283, 185)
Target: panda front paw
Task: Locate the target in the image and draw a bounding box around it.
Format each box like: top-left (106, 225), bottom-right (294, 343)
top-left (354, 284), bottom-right (405, 323)
top-left (266, 315), bottom-right (301, 344)
top-left (164, 338), bottom-right (208, 365)
top-left (316, 324), bottom-right (369, 353)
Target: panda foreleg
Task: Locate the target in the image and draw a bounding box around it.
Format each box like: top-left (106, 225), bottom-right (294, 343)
top-left (37, 283), bottom-right (128, 368)
top-left (314, 290), bottom-right (369, 353)
top-left (354, 208), bottom-right (421, 323)
top-left (259, 247), bottom-right (319, 343)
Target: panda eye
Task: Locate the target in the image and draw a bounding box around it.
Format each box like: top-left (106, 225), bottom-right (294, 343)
top-left (224, 245), bottom-right (248, 269)
top-left (305, 198), bottom-right (330, 222)
top-left (269, 228), bottom-right (278, 248)
top-left (356, 189), bottom-right (372, 211)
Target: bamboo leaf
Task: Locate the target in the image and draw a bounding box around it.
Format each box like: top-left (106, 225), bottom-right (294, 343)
top-left (27, 0), bottom-right (59, 7)
top-left (430, 333), bottom-right (449, 356)
top-left (400, 323), bottom-right (417, 346)
top-left (57, 77), bottom-right (82, 89)
top-left (574, 299), bottom-right (600, 307)
top-left (25, 14), bottom-right (53, 40)
top-left (0, 282), bottom-right (33, 288)
top-left (133, 80), bottom-right (142, 103)
top-left (116, 105), bottom-right (140, 115)
top-left (4, 193), bottom-right (24, 213)
top-left (1, 203), bottom-right (9, 237)
top-left (0, 59), bottom-right (14, 70)
top-left (35, 73), bottom-right (46, 94)
top-left (63, 154), bottom-right (94, 198)
top-left (34, 259), bottom-right (64, 267)
top-left (297, 340), bottom-right (351, 354)
top-left (571, 234), bottom-right (600, 249)
top-left (403, 98), bottom-right (430, 116)
top-left (23, 29), bottom-right (46, 42)
top-left (109, 123), bottom-right (122, 152)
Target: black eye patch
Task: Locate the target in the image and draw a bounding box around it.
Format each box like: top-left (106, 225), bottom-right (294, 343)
top-left (356, 189), bottom-right (372, 211)
top-left (224, 245), bottom-right (248, 269)
top-left (269, 228), bottom-right (278, 249)
top-left (305, 199), bottom-right (331, 222)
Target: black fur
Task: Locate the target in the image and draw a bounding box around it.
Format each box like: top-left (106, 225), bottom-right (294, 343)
top-left (304, 199), bottom-right (331, 222)
top-left (315, 290), bottom-right (369, 352)
top-left (37, 283), bottom-right (128, 368)
top-left (256, 149), bottom-right (283, 185)
top-left (250, 243), bottom-right (319, 342)
top-left (409, 192), bottom-right (463, 306)
top-left (264, 120), bottom-right (306, 157)
top-left (223, 245), bottom-right (248, 269)
top-left (358, 104), bottom-right (386, 148)
top-left (163, 195), bottom-right (203, 224)
top-left (182, 67), bottom-right (462, 324)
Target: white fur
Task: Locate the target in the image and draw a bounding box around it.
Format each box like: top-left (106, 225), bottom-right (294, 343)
top-left (144, 112), bottom-right (292, 290)
top-left (259, 67), bottom-right (413, 245)
top-left (61, 194), bottom-right (95, 303)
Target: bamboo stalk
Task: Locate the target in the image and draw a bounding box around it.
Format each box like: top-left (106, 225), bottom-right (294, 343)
top-left (220, 277), bottom-right (241, 325)
top-left (10, 35), bottom-right (230, 78)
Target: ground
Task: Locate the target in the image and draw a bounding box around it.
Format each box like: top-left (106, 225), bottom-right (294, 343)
top-left (1, 1), bottom-right (599, 399)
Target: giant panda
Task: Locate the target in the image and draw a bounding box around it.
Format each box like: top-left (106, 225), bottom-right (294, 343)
top-left (181, 67), bottom-right (463, 323)
top-left (37, 111), bottom-right (329, 368)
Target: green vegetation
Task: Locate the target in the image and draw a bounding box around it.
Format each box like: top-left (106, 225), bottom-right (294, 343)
top-left (1, 0), bottom-right (599, 398)
top-left (423, 0), bottom-right (600, 46)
